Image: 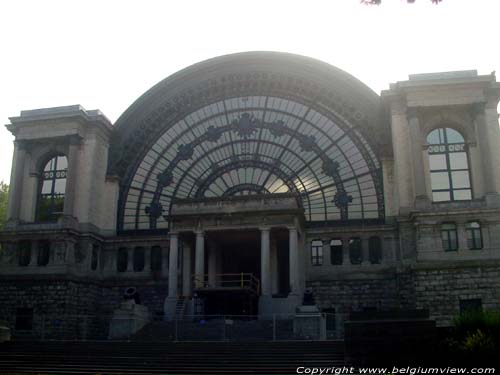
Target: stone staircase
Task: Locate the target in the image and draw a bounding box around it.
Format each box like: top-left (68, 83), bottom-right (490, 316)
top-left (133, 318), bottom-right (296, 341)
top-left (0, 340), bottom-right (345, 374)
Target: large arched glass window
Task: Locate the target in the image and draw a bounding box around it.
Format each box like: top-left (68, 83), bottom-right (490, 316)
top-left (37, 155), bottom-right (67, 222)
top-left (427, 128), bottom-right (471, 202)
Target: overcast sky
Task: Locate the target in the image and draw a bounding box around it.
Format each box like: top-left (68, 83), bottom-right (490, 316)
top-left (0, 0), bottom-right (499, 184)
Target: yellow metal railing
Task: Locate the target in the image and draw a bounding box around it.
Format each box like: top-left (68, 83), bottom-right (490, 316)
top-left (192, 273), bottom-right (260, 294)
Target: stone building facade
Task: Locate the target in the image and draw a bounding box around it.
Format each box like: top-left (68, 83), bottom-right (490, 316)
top-left (1, 52), bottom-right (499, 337)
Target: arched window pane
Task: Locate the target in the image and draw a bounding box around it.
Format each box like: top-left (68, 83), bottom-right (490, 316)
top-left (427, 128), bottom-right (471, 202)
top-left (37, 240), bottom-right (50, 266)
top-left (466, 222), bottom-right (483, 250)
top-left (311, 240), bottom-right (323, 266)
top-left (134, 247), bottom-right (145, 271)
top-left (117, 248), bottom-right (128, 272)
top-left (349, 238), bottom-right (362, 265)
top-left (368, 236), bottom-right (382, 264)
top-left (441, 223), bottom-right (458, 251)
top-left (151, 246), bottom-right (162, 271)
top-left (37, 155), bottom-right (67, 222)
top-left (445, 128), bottom-right (464, 143)
top-left (330, 239), bottom-right (343, 265)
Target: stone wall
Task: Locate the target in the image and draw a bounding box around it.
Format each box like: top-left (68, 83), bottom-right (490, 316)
top-left (0, 277), bottom-right (168, 339)
top-left (413, 263), bottom-right (500, 326)
top-left (307, 273), bottom-right (415, 314)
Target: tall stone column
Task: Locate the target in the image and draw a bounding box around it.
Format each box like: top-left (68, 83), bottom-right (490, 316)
top-left (168, 233), bottom-right (179, 298)
top-left (407, 108), bottom-right (430, 208)
top-left (270, 238), bottom-right (279, 295)
top-left (63, 135), bottom-right (81, 219)
top-left (194, 230), bottom-right (205, 288)
top-left (7, 140), bottom-right (27, 221)
top-left (288, 227), bottom-right (299, 294)
top-left (474, 103), bottom-right (498, 195)
top-left (260, 228), bottom-right (271, 296)
top-left (208, 242), bottom-right (217, 287)
top-left (182, 243), bottom-right (192, 296)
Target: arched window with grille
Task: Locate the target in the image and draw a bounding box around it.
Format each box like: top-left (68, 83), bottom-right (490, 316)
top-left (37, 155), bottom-right (68, 222)
top-left (427, 128), bottom-right (471, 202)
top-left (368, 236), bottom-right (382, 264)
top-left (466, 222), bottom-right (483, 250)
top-left (441, 223), bottom-right (458, 251)
top-left (311, 240), bottom-right (323, 266)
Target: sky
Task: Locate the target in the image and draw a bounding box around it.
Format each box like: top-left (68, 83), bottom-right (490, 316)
top-left (0, 0), bottom-right (499, 184)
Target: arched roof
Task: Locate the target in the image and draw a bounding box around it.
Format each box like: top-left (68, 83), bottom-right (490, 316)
top-left (108, 52), bottom-right (388, 231)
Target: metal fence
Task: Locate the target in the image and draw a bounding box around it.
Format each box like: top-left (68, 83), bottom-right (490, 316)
top-left (7, 313), bottom-right (347, 342)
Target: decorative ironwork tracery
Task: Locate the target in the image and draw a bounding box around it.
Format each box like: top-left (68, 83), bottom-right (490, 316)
top-left (119, 96), bottom-right (384, 230)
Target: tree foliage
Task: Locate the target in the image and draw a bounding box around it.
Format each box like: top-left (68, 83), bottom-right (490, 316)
top-left (0, 181), bottom-right (9, 230)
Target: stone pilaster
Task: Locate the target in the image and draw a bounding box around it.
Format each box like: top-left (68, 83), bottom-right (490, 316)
top-left (182, 242), bottom-right (192, 296)
top-left (407, 107), bottom-right (430, 209)
top-left (168, 233), bottom-right (179, 298)
top-left (63, 135), bottom-right (81, 219)
top-left (260, 227), bottom-right (271, 296)
top-left (7, 140), bottom-right (27, 221)
top-left (289, 227), bottom-right (299, 294)
top-left (194, 230), bottom-right (205, 288)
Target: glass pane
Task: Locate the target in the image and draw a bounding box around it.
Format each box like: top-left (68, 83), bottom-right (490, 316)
top-left (44, 157), bottom-right (56, 172)
top-left (431, 172), bottom-right (450, 189)
top-left (442, 223), bottom-right (456, 231)
top-left (56, 156), bottom-right (68, 170)
top-left (453, 189), bottom-right (472, 200)
top-left (466, 222), bottom-right (480, 229)
top-left (41, 180), bottom-right (52, 194)
top-left (433, 191), bottom-right (450, 202)
top-left (451, 171), bottom-right (470, 188)
top-left (449, 153), bottom-right (468, 170)
top-left (446, 128), bottom-right (464, 143)
top-left (53, 178), bottom-right (66, 194)
top-left (427, 129), bottom-right (441, 145)
top-left (330, 239), bottom-right (342, 247)
top-left (429, 154), bottom-right (447, 170)
top-left (52, 196), bottom-right (65, 214)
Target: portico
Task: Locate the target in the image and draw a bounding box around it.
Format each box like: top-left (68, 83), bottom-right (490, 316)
top-left (164, 193), bottom-right (305, 319)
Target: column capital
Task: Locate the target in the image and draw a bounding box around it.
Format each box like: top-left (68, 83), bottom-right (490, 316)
top-left (169, 231), bottom-right (179, 238)
top-left (470, 102), bottom-right (486, 120)
top-left (259, 226), bottom-right (271, 232)
top-left (68, 134), bottom-right (83, 146)
top-left (406, 107), bottom-right (420, 120)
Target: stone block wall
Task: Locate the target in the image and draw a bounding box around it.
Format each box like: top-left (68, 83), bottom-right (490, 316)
top-left (413, 264), bottom-right (500, 326)
top-left (307, 274), bottom-right (414, 314)
top-left (0, 277), bottom-right (169, 340)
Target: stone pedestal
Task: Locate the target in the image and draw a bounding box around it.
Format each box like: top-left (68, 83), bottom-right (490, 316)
top-left (0, 321), bottom-right (11, 342)
top-left (293, 305), bottom-right (326, 340)
top-left (108, 300), bottom-right (151, 339)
